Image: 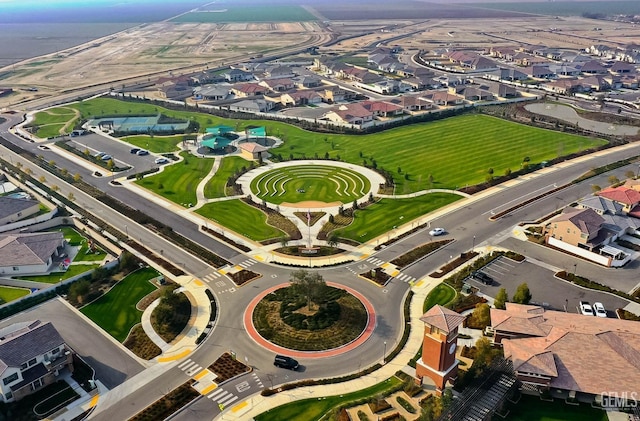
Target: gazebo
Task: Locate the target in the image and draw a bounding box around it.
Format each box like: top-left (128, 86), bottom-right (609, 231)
top-left (206, 125), bottom-right (234, 136)
top-left (201, 136), bottom-right (232, 150)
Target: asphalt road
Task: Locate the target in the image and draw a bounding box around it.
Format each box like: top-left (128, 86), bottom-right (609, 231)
top-left (2, 110), bottom-right (640, 420)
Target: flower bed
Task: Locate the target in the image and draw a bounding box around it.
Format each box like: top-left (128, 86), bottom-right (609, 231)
top-left (209, 352), bottom-right (251, 384)
top-left (229, 269), bottom-right (261, 286)
top-left (360, 268), bottom-right (392, 286)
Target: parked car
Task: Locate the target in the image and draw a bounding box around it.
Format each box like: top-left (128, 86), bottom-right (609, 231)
top-left (155, 157), bottom-right (169, 164)
top-left (274, 355), bottom-right (299, 370)
top-left (592, 302), bottom-right (607, 318)
top-left (101, 154), bottom-right (112, 161)
top-left (429, 227), bottom-right (445, 236)
top-left (579, 301), bottom-right (594, 316)
top-left (471, 271), bottom-right (493, 285)
top-left (136, 149), bottom-right (149, 156)
top-left (93, 151), bottom-right (105, 158)
top-left (130, 148), bottom-right (140, 154)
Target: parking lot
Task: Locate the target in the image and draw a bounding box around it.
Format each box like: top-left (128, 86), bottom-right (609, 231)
top-left (466, 256), bottom-right (628, 317)
top-left (0, 298), bottom-right (144, 388)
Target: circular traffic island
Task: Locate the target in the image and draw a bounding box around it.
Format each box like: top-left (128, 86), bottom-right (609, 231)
top-left (252, 284), bottom-right (368, 351)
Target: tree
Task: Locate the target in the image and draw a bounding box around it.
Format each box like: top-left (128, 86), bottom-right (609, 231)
top-left (513, 282), bottom-right (532, 304)
top-left (608, 175), bottom-right (620, 185)
top-left (69, 279), bottom-right (90, 305)
top-left (73, 173), bottom-right (82, 182)
top-left (327, 233), bottom-right (339, 250)
top-left (469, 303), bottom-right (491, 330)
top-left (68, 192), bottom-right (75, 202)
top-left (474, 336), bottom-right (497, 367)
top-left (494, 288), bottom-right (508, 310)
top-left (280, 236), bottom-right (288, 248)
top-left (38, 175), bottom-right (46, 183)
top-left (591, 184), bottom-right (601, 193)
top-left (290, 269), bottom-right (325, 311)
top-left (626, 170), bottom-right (636, 180)
top-left (51, 185), bottom-right (59, 192)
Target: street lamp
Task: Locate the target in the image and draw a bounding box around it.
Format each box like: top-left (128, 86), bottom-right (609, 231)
top-left (382, 341), bottom-right (387, 364)
top-left (472, 235), bottom-right (476, 253)
top-left (124, 225), bottom-right (128, 238)
top-left (573, 263), bottom-right (577, 276)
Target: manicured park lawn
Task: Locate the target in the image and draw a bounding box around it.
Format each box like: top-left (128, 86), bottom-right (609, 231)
top-left (505, 394), bottom-right (607, 421)
top-left (18, 264), bottom-right (100, 284)
top-left (195, 200), bottom-right (285, 241)
top-left (80, 267), bottom-right (159, 342)
top-left (135, 151), bottom-right (214, 207)
top-left (423, 283), bottom-right (456, 312)
top-left (120, 135), bottom-right (184, 153)
top-left (31, 107), bottom-right (78, 138)
top-left (203, 156), bottom-right (249, 199)
top-left (255, 376), bottom-right (402, 421)
top-left (0, 286), bottom-right (30, 303)
top-left (250, 165), bottom-right (370, 205)
top-left (47, 227), bottom-right (107, 262)
top-left (335, 193), bottom-right (461, 243)
top-left (42, 98), bottom-right (605, 193)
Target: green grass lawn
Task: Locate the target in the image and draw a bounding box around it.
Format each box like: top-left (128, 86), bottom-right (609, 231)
top-left (80, 267), bottom-right (159, 342)
top-left (120, 135), bottom-right (184, 153)
top-left (31, 107), bottom-right (78, 138)
top-left (251, 165), bottom-right (370, 205)
top-left (45, 98), bottom-right (605, 193)
top-left (135, 151), bottom-right (214, 206)
top-left (46, 227), bottom-right (107, 262)
top-left (0, 286), bottom-right (30, 303)
top-left (505, 394), bottom-right (607, 421)
top-left (195, 200), bottom-right (285, 241)
top-left (335, 193), bottom-right (461, 243)
top-left (18, 264), bottom-right (100, 284)
top-left (35, 123), bottom-right (67, 139)
top-left (204, 156), bottom-right (249, 199)
top-left (255, 376), bottom-right (402, 421)
top-left (423, 283), bottom-right (457, 312)
top-left (171, 6), bottom-right (317, 23)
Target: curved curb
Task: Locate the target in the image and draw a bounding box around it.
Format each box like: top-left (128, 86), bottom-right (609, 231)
top-left (243, 281), bottom-right (376, 359)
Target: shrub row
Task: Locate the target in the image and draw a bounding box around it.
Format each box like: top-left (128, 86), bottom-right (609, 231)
top-left (390, 239), bottom-right (453, 268)
top-left (556, 271), bottom-right (640, 303)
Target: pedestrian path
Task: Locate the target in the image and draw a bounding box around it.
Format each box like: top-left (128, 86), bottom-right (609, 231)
top-left (177, 358), bottom-right (205, 376)
top-left (201, 271), bottom-right (222, 283)
top-left (394, 273), bottom-right (417, 283)
top-left (366, 257), bottom-right (386, 266)
top-left (208, 388), bottom-right (239, 407)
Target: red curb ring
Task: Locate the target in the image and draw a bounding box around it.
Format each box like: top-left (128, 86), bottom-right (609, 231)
top-left (243, 282), bottom-right (377, 359)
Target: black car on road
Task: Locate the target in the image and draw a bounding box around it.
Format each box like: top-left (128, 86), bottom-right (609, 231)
top-left (471, 271), bottom-right (494, 285)
top-left (274, 355), bottom-right (299, 370)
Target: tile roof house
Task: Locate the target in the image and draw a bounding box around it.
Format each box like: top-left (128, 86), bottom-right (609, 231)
top-left (231, 83), bottom-right (266, 98)
top-left (226, 99), bottom-right (273, 113)
top-left (239, 142), bottom-right (269, 161)
top-left (579, 60), bottom-right (608, 75)
top-left (258, 78), bottom-right (295, 93)
top-left (280, 89), bottom-right (322, 106)
top-left (544, 207), bottom-right (605, 250)
top-left (0, 232), bottom-right (65, 276)
top-left (361, 100), bottom-right (403, 117)
top-left (223, 68), bottom-right (254, 83)
top-left (492, 303), bottom-right (640, 403)
top-left (323, 103), bottom-right (374, 126)
top-left (0, 321), bottom-right (74, 402)
top-left (0, 197), bottom-right (40, 226)
top-left (387, 95), bottom-right (433, 114)
top-left (597, 186), bottom-right (640, 212)
top-left (423, 91), bottom-right (465, 106)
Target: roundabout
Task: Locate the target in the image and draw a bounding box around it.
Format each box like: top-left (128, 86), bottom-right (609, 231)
top-left (243, 282), bottom-right (377, 359)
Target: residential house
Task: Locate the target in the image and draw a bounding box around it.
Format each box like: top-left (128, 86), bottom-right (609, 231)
top-left (192, 84), bottom-right (231, 101)
top-left (485, 67), bottom-right (528, 82)
top-left (540, 78), bottom-right (585, 95)
top-left (156, 78), bottom-right (192, 101)
top-left (492, 303), bottom-right (640, 405)
top-left (523, 65), bottom-right (555, 79)
top-left (231, 83), bottom-right (266, 98)
top-left (280, 90), bottom-right (322, 106)
top-left (263, 65), bottom-right (296, 80)
top-left (581, 75), bottom-right (610, 91)
top-left (361, 100), bottom-right (403, 118)
top-left (223, 68), bottom-right (254, 83)
top-left (547, 64), bottom-right (580, 77)
top-left (387, 95), bottom-right (433, 114)
top-left (609, 61), bottom-right (636, 75)
top-left (258, 78), bottom-right (295, 93)
top-left (294, 76), bottom-right (321, 89)
top-left (0, 321), bottom-right (74, 402)
top-left (319, 85), bottom-right (356, 103)
top-left (227, 99), bottom-right (273, 113)
top-left (449, 86), bottom-right (494, 101)
top-left (423, 91), bottom-right (465, 107)
top-left (361, 78), bottom-right (405, 95)
top-left (544, 207), bottom-right (605, 251)
top-left (597, 186), bottom-right (640, 215)
top-left (586, 44), bottom-right (617, 58)
top-left (0, 197), bottom-right (40, 226)
top-left (489, 46), bottom-right (517, 61)
top-left (579, 60), bottom-right (608, 75)
top-left (403, 75), bottom-right (439, 91)
top-left (323, 103), bottom-right (374, 126)
top-left (0, 232), bottom-right (66, 275)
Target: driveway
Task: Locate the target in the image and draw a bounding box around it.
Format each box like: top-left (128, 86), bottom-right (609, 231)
top-left (467, 256), bottom-right (628, 317)
top-left (0, 298), bottom-right (144, 389)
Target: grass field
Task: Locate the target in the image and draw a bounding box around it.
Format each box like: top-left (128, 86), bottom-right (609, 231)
top-left (47, 227), bottom-right (107, 262)
top-left (423, 283), bottom-right (456, 312)
top-left (120, 135), bottom-right (184, 153)
top-left (18, 264), bottom-right (100, 284)
top-left (251, 165), bottom-right (370, 205)
top-left (31, 107), bottom-right (78, 138)
top-left (171, 6), bottom-right (317, 23)
top-left (42, 98), bottom-right (606, 192)
top-left (135, 151), bottom-right (214, 206)
top-left (335, 193), bottom-right (461, 243)
top-left (255, 377), bottom-right (402, 421)
top-left (196, 200), bottom-right (285, 241)
top-left (0, 286), bottom-right (30, 303)
top-left (204, 156), bottom-right (249, 199)
top-left (80, 267), bottom-right (159, 342)
top-left (504, 394), bottom-right (607, 421)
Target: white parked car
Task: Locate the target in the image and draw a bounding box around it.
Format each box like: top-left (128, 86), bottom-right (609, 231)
top-left (579, 301), bottom-right (594, 316)
top-left (592, 302), bottom-right (607, 318)
top-left (155, 157), bottom-right (169, 164)
top-left (429, 228), bottom-right (445, 236)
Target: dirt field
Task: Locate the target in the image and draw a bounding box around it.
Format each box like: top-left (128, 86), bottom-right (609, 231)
top-left (0, 21), bottom-right (327, 109)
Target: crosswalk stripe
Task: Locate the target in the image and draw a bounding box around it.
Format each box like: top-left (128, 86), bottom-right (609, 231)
top-left (209, 389), bottom-right (227, 399)
top-left (248, 259), bottom-right (256, 263)
top-left (220, 395), bottom-right (238, 406)
top-left (186, 365), bottom-right (202, 375)
top-left (213, 391), bottom-right (231, 402)
top-left (239, 263), bottom-right (248, 268)
top-left (178, 360), bottom-right (194, 369)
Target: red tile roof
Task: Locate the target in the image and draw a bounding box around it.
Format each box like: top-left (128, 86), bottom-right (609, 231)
top-left (597, 186), bottom-right (640, 206)
top-left (420, 305), bottom-right (466, 334)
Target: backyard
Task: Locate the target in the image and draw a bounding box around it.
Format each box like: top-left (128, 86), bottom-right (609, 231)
top-left (0, 286), bottom-right (30, 304)
top-left (80, 267), bottom-right (159, 342)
